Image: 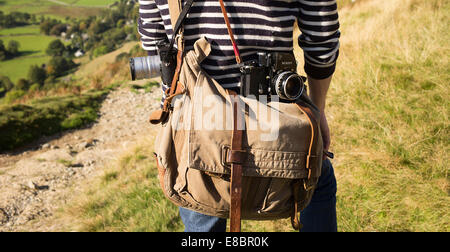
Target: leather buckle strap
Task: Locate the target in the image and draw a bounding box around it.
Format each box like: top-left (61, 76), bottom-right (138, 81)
top-left (227, 90), bottom-right (244, 233)
top-left (227, 149), bottom-right (247, 165)
top-left (221, 146), bottom-right (247, 166)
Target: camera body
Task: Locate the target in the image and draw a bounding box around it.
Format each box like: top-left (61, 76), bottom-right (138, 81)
top-left (157, 40), bottom-right (177, 86)
top-left (129, 40), bottom-right (177, 86)
top-left (240, 52), bottom-right (306, 102)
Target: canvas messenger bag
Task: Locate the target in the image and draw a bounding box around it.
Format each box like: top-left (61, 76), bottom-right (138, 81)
top-left (149, 0), bottom-right (324, 232)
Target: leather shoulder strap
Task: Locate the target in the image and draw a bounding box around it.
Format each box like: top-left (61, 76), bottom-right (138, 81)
top-left (167, 0), bottom-right (195, 59)
top-left (168, 0), bottom-right (182, 30)
top-left (218, 0), bottom-right (241, 64)
top-left (227, 90), bottom-right (244, 232)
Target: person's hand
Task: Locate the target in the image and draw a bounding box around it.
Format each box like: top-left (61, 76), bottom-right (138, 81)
top-left (320, 110), bottom-right (331, 159)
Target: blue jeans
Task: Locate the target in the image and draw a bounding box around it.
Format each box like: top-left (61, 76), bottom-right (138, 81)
top-left (179, 158), bottom-right (337, 232)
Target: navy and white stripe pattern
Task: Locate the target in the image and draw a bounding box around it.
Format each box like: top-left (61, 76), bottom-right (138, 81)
top-left (138, 0), bottom-right (340, 104)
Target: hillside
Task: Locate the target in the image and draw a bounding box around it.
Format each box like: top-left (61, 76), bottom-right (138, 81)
top-left (0, 0), bottom-right (448, 232)
top-left (0, 80), bottom-right (161, 231)
top-left (0, 0), bottom-right (140, 151)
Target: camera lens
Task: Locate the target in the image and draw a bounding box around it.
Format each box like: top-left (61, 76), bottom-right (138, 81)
top-left (129, 56), bottom-right (161, 81)
top-left (284, 75), bottom-right (302, 99)
top-left (273, 72), bottom-right (305, 101)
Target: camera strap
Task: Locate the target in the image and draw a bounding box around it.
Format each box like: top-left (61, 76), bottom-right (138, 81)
top-left (149, 0), bottom-right (195, 124)
top-left (217, 0), bottom-right (244, 232)
top-left (166, 0), bottom-right (195, 61)
top-left (218, 0), bottom-right (242, 65)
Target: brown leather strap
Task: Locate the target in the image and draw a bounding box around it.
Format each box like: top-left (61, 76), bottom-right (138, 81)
top-left (218, 0), bottom-right (241, 64)
top-left (149, 0), bottom-right (185, 125)
top-left (295, 104), bottom-right (317, 177)
top-left (165, 50), bottom-right (185, 103)
top-left (228, 90), bottom-right (244, 232)
top-left (149, 49), bottom-right (185, 125)
top-left (290, 103), bottom-right (319, 230)
top-left (163, 2), bottom-right (186, 111)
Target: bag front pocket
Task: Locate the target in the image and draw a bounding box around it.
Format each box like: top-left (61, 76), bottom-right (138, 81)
top-left (259, 178), bottom-right (294, 215)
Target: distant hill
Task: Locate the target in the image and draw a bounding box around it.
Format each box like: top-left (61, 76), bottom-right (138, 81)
top-left (0, 0), bottom-right (117, 19)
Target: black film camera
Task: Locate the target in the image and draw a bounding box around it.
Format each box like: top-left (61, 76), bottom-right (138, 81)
top-left (129, 40), bottom-right (177, 86)
top-left (240, 52), bottom-right (306, 101)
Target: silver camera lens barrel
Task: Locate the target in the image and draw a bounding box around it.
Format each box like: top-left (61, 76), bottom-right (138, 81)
top-left (130, 56), bottom-right (161, 81)
top-left (274, 71), bottom-right (305, 101)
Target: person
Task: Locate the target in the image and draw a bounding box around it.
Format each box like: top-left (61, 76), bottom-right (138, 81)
top-left (138, 0), bottom-right (340, 232)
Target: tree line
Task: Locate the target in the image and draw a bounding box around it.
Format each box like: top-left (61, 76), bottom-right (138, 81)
top-left (0, 11), bottom-right (38, 28)
top-left (39, 0), bottom-right (139, 58)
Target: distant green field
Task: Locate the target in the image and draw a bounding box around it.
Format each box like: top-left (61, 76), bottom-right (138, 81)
top-left (0, 0), bottom-right (116, 19)
top-left (0, 55), bottom-right (51, 83)
top-left (0, 25), bottom-right (61, 82)
top-left (0, 25), bottom-right (40, 36)
top-left (73, 0), bottom-right (117, 6)
top-left (0, 0), bottom-right (118, 81)
top-left (0, 27), bottom-right (54, 53)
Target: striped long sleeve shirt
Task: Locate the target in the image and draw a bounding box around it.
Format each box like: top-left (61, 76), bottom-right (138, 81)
top-left (138, 0), bottom-right (340, 98)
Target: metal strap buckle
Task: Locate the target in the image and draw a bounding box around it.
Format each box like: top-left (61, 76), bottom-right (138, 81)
top-left (221, 146), bottom-right (247, 166)
top-left (303, 179), bottom-right (315, 191)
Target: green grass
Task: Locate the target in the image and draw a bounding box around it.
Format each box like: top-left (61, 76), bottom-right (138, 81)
top-left (0, 55), bottom-right (51, 83)
top-left (129, 81), bottom-right (159, 94)
top-left (0, 33), bottom-right (55, 54)
top-left (0, 88), bottom-right (109, 151)
top-left (0, 25), bottom-right (40, 36)
top-left (73, 0), bottom-right (116, 6)
top-left (0, 0), bottom-right (114, 19)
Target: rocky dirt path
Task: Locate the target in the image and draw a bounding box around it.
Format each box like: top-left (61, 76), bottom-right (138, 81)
top-left (0, 85), bottom-right (161, 231)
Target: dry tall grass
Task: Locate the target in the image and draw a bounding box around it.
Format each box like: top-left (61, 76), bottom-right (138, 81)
top-left (326, 0), bottom-right (449, 231)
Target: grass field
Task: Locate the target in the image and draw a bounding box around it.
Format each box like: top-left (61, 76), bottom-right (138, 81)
top-left (41, 0), bottom-right (450, 232)
top-left (0, 0), bottom-right (116, 19)
top-left (0, 25), bottom-right (61, 82)
top-left (0, 55), bottom-right (51, 83)
top-left (328, 0), bottom-right (449, 232)
top-left (71, 0), bottom-right (116, 6)
top-left (0, 0), bottom-right (119, 82)
top-left (0, 25), bottom-right (40, 36)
